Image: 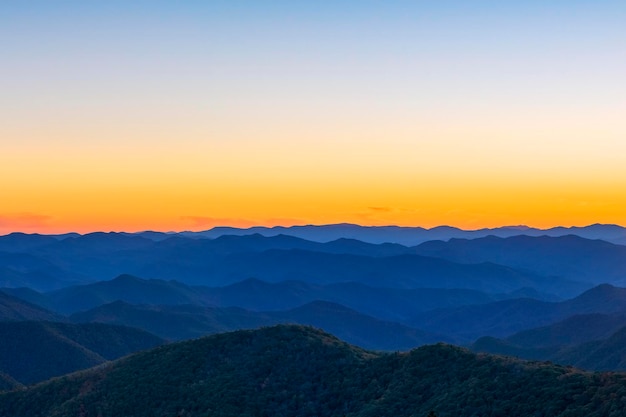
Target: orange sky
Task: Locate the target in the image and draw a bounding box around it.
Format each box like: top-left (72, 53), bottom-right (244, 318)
top-left (1, 2), bottom-right (625, 234)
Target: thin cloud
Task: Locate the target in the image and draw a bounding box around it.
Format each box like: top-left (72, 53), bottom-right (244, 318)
top-left (0, 213), bottom-right (52, 233)
top-left (349, 207), bottom-right (397, 225)
top-left (368, 207), bottom-right (392, 212)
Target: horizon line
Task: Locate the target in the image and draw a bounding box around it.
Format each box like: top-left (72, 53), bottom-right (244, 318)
top-left (2, 222), bottom-right (624, 237)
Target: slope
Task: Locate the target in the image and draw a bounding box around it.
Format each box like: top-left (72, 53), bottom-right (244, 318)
top-left (409, 284), bottom-right (626, 340)
top-left (472, 314), bottom-right (626, 371)
top-left (0, 290), bottom-right (63, 321)
top-left (2, 325), bottom-right (626, 417)
top-left (0, 321), bottom-right (164, 385)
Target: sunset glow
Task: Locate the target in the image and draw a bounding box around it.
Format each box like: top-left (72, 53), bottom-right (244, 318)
top-left (2, 1), bottom-right (625, 234)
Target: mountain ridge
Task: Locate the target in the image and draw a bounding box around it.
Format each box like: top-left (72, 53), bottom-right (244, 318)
top-left (3, 325), bottom-right (626, 416)
top-left (0, 321), bottom-right (164, 385)
top-left (3, 222), bottom-right (625, 246)
top-left (410, 283), bottom-right (626, 340)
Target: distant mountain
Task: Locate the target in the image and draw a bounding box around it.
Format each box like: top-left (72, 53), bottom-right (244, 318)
top-left (505, 313), bottom-right (626, 348)
top-left (178, 223), bottom-right (626, 245)
top-left (271, 300), bottom-right (451, 350)
top-left (130, 234), bottom-right (421, 285)
top-left (181, 223), bottom-right (438, 244)
top-left (415, 235), bottom-right (626, 286)
top-left (43, 274), bottom-right (211, 314)
top-left (70, 301), bottom-right (274, 340)
top-left (1, 232), bottom-right (412, 284)
top-left (71, 299), bottom-right (447, 350)
top-left (8, 223), bottom-right (621, 247)
top-left (0, 233), bottom-right (59, 253)
top-left (409, 284), bottom-right (626, 341)
top-left (0, 290), bottom-right (62, 321)
top-left (0, 231), bottom-right (602, 298)
top-left (125, 231), bottom-right (175, 241)
top-left (206, 278), bottom-right (542, 321)
top-left (552, 326), bottom-right (626, 371)
top-left (0, 321), bottom-right (164, 385)
top-left (546, 224), bottom-right (626, 245)
top-left (0, 287), bottom-right (51, 311)
top-left (3, 325), bottom-right (626, 416)
top-left (472, 317), bottom-right (626, 372)
top-left (29, 232), bottom-right (157, 280)
top-left (184, 233), bottom-right (413, 257)
top-left (0, 252), bottom-right (86, 290)
top-left (145, 248), bottom-right (576, 293)
top-left (471, 336), bottom-right (557, 361)
top-left (26, 232), bottom-right (412, 282)
top-left (470, 310), bottom-right (625, 357)
top-left (11, 274), bottom-right (544, 322)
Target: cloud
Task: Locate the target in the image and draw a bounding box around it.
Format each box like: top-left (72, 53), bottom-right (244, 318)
top-left (368, 206), bottom-right (392, 212)
top-left (0, 213), bottom-right (52, 233)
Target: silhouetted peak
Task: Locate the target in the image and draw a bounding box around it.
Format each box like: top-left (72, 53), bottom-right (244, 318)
top-left (571, 284), bottom-right (626, 305)
top-left (111, 274), bottom-right (143, 283)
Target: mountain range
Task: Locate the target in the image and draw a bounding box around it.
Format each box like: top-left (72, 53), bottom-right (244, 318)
top-left (70, 299), bottom-right (448, 350)
top-left (471, 311), bottom-right (626, 371)
top-left (3, 223), bottom-right (626, 413)
top-left (409, 284), bottom-right (626, 341)
top-left (415, 234), bottom-right (626, 286)
top-left (176, 223), bottom-right (626, 245)
top-left (1, 232), bottom-right (596, 298)
top-left (6, 274), bottom-right (626, 351)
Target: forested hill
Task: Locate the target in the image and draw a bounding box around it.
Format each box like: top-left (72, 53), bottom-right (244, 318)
top-left (2, 325), bottom-right (626, 417)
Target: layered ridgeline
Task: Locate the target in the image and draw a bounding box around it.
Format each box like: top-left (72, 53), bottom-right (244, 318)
top-left (13, 275), bottom-right (626, 342)
top-left (5, 229), bottom-right (626, 296)
top-left (409, 283), bottom-right (626, 341)
top-left (414, 234), bottom-right (626, 287)
top-left (3, 225), bottom-right (626, 378)
top-left (2, 325), bottom-right (626, 417)
top-left (1, 289), bottom-right (164, 385)
top-left (471, 312), bottom-right (626, 371)
top-left (10, 276), bottom-right (626, 348)
top-left (3, 274), bottom-right (540, 320)
top-left (175, 223), bottom-right (626, 246)
top-left (70, 300), bottom-right (449, 350)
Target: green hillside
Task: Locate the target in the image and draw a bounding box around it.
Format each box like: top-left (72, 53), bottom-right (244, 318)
top-left (2, 325), bottom-right (626, 417)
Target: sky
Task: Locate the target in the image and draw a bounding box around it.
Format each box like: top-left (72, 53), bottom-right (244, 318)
top-left (1, 1), bottom-right (625, 234)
